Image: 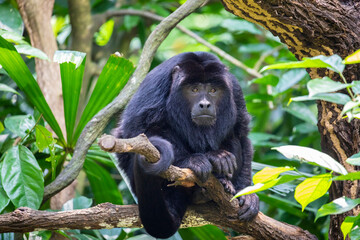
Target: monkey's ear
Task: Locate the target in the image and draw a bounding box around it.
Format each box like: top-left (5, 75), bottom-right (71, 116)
top-left (171, 65), bottom-right (186, 87)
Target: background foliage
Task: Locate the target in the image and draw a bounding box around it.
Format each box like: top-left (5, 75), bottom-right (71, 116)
top-left (1, 0), bottom-right (359, 239)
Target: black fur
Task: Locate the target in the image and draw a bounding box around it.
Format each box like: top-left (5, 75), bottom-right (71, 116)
top-left (115, 52), bottom-right (259, 238)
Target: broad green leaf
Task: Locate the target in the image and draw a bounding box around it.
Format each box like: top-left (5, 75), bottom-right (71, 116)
top-left (84, 159), bottom-right (123, 205)
top-left (343, 49), bottom-right (360, 64)
top-left (316, 197), bottom-right (360, 221)
top-left (253, 167), bottom-right (295, 184)
top-left (187, 225), bottom-right (227, 240)
top-left (341, 215), bottom-right (360, 240)
top-left (346, 152), bottom-right (360, 166)
top-left (62, 196), bottom-right (93, 211)
top-left (293, 123), bottom-right (318, 134)
top-left (349, 227), bottom-right (360, 240)
top-left (261, 58), bottom-right (332, 72)
top-left (95, 18), bottom-right (114, 46)
top-left (35, 125), bottom-right (55, 152)
top-left (295, 173), bottom-right (332, 211)
top-left (0, 83), bottom-right (20, 95)
top-left (0, 4), bottom-right (23, 35)
top-left (221, 19), bottom-right (262, 35)
top-left (1, 146), bottom-right (44, 209)
top-left (233, 174), bottom-right (301, 199)
top-left (333, 172), bottom-right (360, 181)
top-left (99, 229), bottom-right (123, 240)
top-left (15, 45), bottom-right (48, 60)
top-left (73, 55), bottom-right (135, 142)
top-left (54, 51), bottom-right (86, 145)
top-left (291, 93), bottom-right (351, 105)
top-left (275, 69), bottom-right (308, 93)
top-left (0, 36), bottom-right (64, 143)
top-left (273, 145), bottom-right (348, 175)
top-left (351, 81), bottom-right (360, 95)
top-left (284, 102), bottom-right (317, 125)
top-left (0, 122), bottom-right (4, 134)
top-left (261, 55), bottom-right (345, 74)
top-left (4, 115), bottom-right (35, 138)
top-left (251, 74), bottom-right (279, 86)
top-left (248, 132), bottom-right (284, 147)
top-left (307, 77), bottom-right (351, 97)
top-left (341, 97), bottom-right (360, 116)
top-left (0, 176), bottom-right (10, 213)
top-left (312, 55), bottom-right (345, 74)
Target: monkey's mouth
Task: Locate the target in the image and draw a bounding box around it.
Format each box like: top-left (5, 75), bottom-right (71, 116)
top-left (192, 115), bottom-right (216, 126)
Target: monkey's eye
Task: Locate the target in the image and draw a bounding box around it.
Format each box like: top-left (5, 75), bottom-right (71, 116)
top-left (192, 87), bottom-right (199, 93)
top-left (210, 88), bottom-right (216, 93)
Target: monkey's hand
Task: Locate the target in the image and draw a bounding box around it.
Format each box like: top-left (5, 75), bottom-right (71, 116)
top-left (178, 154), bottom-right (212, 182)
top-left (206, 150), bottom-right (237, 178)
top-left (237, 193), bottom-right (259, 221)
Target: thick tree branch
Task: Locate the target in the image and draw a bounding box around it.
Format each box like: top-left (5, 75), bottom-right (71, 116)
top-left (0, 135), bottom-right (316, 239)
top-left (43, 0), bottom-right (208, 201)
top-left (0, 204), bottom-right (316, 240)
top-left (96, 134), bottom-right (317, 240)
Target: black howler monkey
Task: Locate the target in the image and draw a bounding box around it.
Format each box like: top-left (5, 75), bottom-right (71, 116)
top-left (115, 52), bottom-right (259, 239)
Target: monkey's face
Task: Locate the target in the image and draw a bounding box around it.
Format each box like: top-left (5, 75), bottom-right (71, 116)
top-left (182, 83), bottom-right (224, 126)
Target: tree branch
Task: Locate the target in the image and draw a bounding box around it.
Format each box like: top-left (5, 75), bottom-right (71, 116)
top-left (96, 134), bottom-right (317, 240)
top-left (0, 134), bottom-right (316, 239)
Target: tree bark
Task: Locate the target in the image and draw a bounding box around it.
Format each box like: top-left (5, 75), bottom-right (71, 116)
top-left (16, 0), bottom-right (65, 137)
top-left (220, 1), bottom-right (360, 239)
top-left (0, 202), bottom-right (316, 239)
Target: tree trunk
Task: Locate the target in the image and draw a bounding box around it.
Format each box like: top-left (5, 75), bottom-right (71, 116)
top-left (220, 1), bottom-right (360, 239)
top-left (16, 0), bottom-right (65, 137)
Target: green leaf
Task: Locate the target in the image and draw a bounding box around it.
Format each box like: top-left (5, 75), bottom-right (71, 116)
top-left (0, 83), bottom-right (20, 95)
top-left (61, 196), bottom-right (93, 211)
top-left (35, 125), bottom-right (55, 152)
top-left (349, 227), bottom-right (360, 240)
top-left (99, 229), bottom-right (123, 240)
top-left (0, 4), bottom-right (23, 35)
top-left (250, 74), bottom-right (279, 86)
top-left (54, 50), bottom-right (86, 145)
top-left (307, 77), bottom-right (351, 97)
top-left (295, 173), bottom-right (332, 211)
top-left (284, 102), bottom-right (317, 125)
top-left (4, 115), bottom-right (35, 138)
top-left (261, 58), bottom-right (333, 72)
top-left (316, 197), bottom-right (360, 221)
top-left (275, 69), bottom-right (308, 93)
top-left (312, 55), bottom-right (345, 74)
top-left (341, 98), bottom-right (360, 116)
top-left (0, 35), bottom-right (64, 143)
top-left (273, 145), bottom-right (348, 175)
top-left (0, 122), bottom-right (4, 134)
top-left (253, 167), bottom-right (295, 184)
top-left (341, 215), bottom-right (360, 240)
top-left (73, 55), bottom-right (134, 143)
top-left (351, 81), bottom-right (360, 95)
top-left (333, 172), bottom-right (360, 181)
top-left (95, 18), bottom-right (114, 46)
top-left (0, 175), bottom-right (10, 213)
top-left (261, 55), bottom-right (345, 74)
top-left (15, 45), bottom-right (48, 60)
top-left (233, 174), bottom-right (301, 199)
top-left (1, 146), bottom-right (44, 209)
top-left (343, 49), bottom-right (360, 64)
top-left (346, 152), bottom-right (360, 166)
top-left (291, 93), bottom-right (351, 105)
top-left (84, 159), bottom-right (123, 205)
